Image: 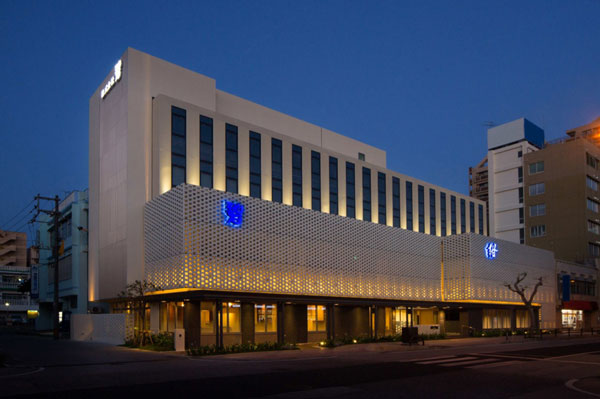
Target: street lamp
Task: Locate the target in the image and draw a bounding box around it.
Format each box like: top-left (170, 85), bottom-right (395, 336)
top-left (4, 302), bottom-right (9, 307)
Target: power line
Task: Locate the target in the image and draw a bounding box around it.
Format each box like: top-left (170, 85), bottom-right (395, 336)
top-left (3, 207), bottom-right (35, 232)
top-left (1, 200), bottom-right (34, 230)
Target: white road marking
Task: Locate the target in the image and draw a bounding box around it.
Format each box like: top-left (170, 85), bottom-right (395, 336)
top-left (565, 379), bottom-right (600, 398)
top-left (0, 367), bottom-right (45, 379)
top-left (399, 355), bottom-right (457, 363)
top-left (467, 360), bottom-right (523, 369)
top-left (418, 356), bottom-right (476, 365)
top-left (440, 358), bottom-right (498, 367)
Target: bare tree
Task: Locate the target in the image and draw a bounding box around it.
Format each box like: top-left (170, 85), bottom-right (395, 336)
top-left (504, 272), bottom-right (543, 331)
top-left (118, 280), bottom-right (161, 345)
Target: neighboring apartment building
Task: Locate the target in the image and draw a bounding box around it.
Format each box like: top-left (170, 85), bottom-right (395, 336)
top-left (89, 49), bottom-right (557, 348)
top-left (0, 230), bottom-right (34, 324)
top-left (36, 190), bottom-right (89, 330)
top-left (484, 118), bottom-right (545, 244)
top-left (472, 117), bottom-right (600, 328)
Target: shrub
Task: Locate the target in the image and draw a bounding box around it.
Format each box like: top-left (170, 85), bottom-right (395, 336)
top-left (187, 341), bottom-right (298, 356)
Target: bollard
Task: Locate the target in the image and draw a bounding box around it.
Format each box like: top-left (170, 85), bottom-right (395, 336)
top-left (554, 328), bottom-right (558, 337)
top-left (581, 328), bottom-right (584, 336)
top-left (568, 328), bottom-right (571, 337)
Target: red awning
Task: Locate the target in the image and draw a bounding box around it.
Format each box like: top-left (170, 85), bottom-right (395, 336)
top-left (562, 300), bottom-right (598, 311)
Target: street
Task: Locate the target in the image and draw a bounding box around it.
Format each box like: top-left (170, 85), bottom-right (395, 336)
top-left (1, 331), bottom-right (600, 398)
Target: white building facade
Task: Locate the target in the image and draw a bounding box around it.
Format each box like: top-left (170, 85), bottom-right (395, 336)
top-left (90, 49), bottom-right (555, 347)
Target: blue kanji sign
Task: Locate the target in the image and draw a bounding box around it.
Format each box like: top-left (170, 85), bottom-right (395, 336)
top-left (222, 200), bottom-right (244, 228)
top-left (484, 242), bottom-right (498, 259)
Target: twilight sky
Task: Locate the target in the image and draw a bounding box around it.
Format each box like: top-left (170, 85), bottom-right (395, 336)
top-left (1, 1), bottom-right (599, 243)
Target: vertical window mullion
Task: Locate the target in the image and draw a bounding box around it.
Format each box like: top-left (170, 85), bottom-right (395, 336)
top-left (225, 124), bottom-right (238, 193)
top-left (329, 157), bottom-right (338, 215)
top-left (311, 151), bottom-right (321, 211)
top-left (346, 162), bottom-right (355, 218)
top-left (171, 106), bottom-right (186, 187)
top-left (249, 131), bottom-right (261, 198)
top-left (378, 172), bottom-right (386, 225)
top-left (271, 138), bottom-right (282, 203)
top-left (292, 145), bottom-right (303, 207)
top-left (199, 115), bottom-right (213, 188)
top-left (362, 167), bottom-right (371, 222)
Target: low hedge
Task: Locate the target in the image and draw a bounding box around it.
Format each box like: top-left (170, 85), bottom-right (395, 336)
top-left (187, 341), bottom-right (298, 356)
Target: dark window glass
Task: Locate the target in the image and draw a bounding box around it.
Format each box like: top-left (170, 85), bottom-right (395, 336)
top-left (520, 228), bottom-right (525, 244)
top-left (225, 124), bottom-right (238, 193)
top-left (171, 106), bottom-right (186, 187)
top-left (429, 189), bottom-right (436, 235)
top-left (518, 187), bottom-right (524, 203)
top-left (346, 162), bottom-right (355, 218)
top-left (249, 131), bottom-right (261, 198)
top-left (460, 199), bottom-right (466, 233)
top-left (469, 202), bottom-right (475, 232)
top-left (451, 195), bottom-right (457, 234)
top-left (311, 151), bottom-right (321, 211)
top-left (378, 172), bottom-right (386, 225)
top-left (329, 157), bottom-right (338, 215)
top-left (518, 167), bottom-right (523, 183)
top-left (392, 177), bottom-right (400, 228)
top-left (440, 192), bottom-right (446, 236)
top-left (519, 207), bottom-right (524, 224)
top-left (406, 181), bottom-right (413, 230)
top-left (292, 145), bottom-right (303, 207)
top-left (271, 139), bottom-right (282, 203)
top-left (418, 185), bottom-right (425, 233)
top-left (363, 167), bottom-right (371, 222)
top-left (200, 115), bottom-right (213, 188)
top-left (478, 204), bottom-right (484, 234)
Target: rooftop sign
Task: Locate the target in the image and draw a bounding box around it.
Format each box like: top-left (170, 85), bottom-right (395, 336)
top-left (100, 59), bottom-right (122, 99)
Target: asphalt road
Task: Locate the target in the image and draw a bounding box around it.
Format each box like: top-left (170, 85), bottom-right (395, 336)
top-left (1, 331), bottom-right (600, 398)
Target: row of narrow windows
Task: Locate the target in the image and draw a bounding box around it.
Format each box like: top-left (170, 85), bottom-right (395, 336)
top-left (171, 106), bottom-right (484, 235)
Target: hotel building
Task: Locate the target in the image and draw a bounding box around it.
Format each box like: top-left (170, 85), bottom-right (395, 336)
top-left (90, 48), bottom-right (556, 348)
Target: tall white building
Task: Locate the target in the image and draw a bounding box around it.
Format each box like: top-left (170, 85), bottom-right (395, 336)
top-left (487, 118), bottom-right (545, 243)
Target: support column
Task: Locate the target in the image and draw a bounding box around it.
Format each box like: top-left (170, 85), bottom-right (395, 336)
top-left (277, 302), bottom-right (285, 344)
top-left (326, 304), bottom-right (335, 341)
top-left (184, 301), bottom-right (200, 349)
top-left (510, 308), bottom-right (517, 332)
top-left (216, 300), bottom-right (223, 348)
top-left (241, 303), bottom-right (254, 345)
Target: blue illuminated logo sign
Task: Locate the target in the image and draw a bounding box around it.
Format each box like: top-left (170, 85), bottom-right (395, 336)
top-left (222, 200), bottom-right (244, 228)
top-left (484, 242), bottom-right (498, 259)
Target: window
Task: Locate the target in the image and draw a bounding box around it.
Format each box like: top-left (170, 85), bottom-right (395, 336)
top-left (346, 162), bottom-right (355, 218)
top-left (450, 195), bottom-right (456, 234)
top-left (588, 220), bottom-right (600, 235)
top-left (199, 116), bottom-right (213, 188)
top-left (589, 242), bottom-right (600, 257)
top-left (222, 302), bottom-right (241, 333)
top-left (478, 204), bottom-right (484, 234)
top-left (329, 157), bottom-right (338, 215)
top-left (588, 198), bottom-right (599, 213)
top-left (292, 145), bottom-right (303, 207)
top-left (200, 301), bottom-right (215, 334)
top-left (518, 167), bottom-right (523, 183)
top-left (378, 172), bottom-right (386, 225)
top-left (358, 152), bottom-right (365, 161)
top-left (520, 228), bottom-right (525, 244)
top-left (529, 161), bottom-right (544, 174)
top-left (571, 280), bottom-right (596, 296)
top-left (437, 193), bottom-right (446, 237)
top-left (469, 202), bottom-right (475, 232)
top-left (249, 131), bottom-right (261, 198)
top-left (429, 189), bottom-right (436, 235)
top-left (311, 151), bottom-right (321, 211)
top-left (518, 187), bottom-right (524, 203)
top-left (529, 204), bottom-right (546, 217)
top-left (254, 304), bottom-right (277, 333)
top-left (460, 199), bottom-right (466, 233)
top-left (392, 177), bottom-right (400, 228)
top-left (225, 124), bottom-right (238, 193)
top-left (307, 305), bottom-right (326, 332)
top-left (271, 139), bottom-right (282, 203)
top-left (519, 207), bottom-right (524, 224)
top-left (171, 106), bottom-right (186, 187)
top-left (529, 183), bottom-right (545, 196)
top-left (363, 167), bottom-right (371, 222)
top-left (530, 225), bottom-right (546, 237)
top-left (417, 185), bottom-right (425, 233)
top-left (59, 217), bottom-right (72, 240)
top-left (587, 153), bottom-right (598, 169)
top-left (587, 176), bottom-right (599, 191)
top-left (518, 151), bottom-right (522, 158)
top-left (406, 181), bottom-right (413, 230)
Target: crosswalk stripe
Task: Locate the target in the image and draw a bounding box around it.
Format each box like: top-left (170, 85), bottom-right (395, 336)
top-left (418, 356), bottom-right (476, 365)
top-left (441, 358), bottom-right (498, 367)
top-left (466, 360), bottom-right (523, 369)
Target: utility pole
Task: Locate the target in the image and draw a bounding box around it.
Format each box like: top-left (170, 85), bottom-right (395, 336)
top-left (32, 194), bottom-right (61, 340)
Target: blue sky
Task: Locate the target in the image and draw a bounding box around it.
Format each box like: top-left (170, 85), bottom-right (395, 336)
top-left (1, 1), bottom-right (599, 242)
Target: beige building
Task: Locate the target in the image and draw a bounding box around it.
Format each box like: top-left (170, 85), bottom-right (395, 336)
top-left (0, 230), bottom-right (27, 266)
top-left (0, 230), bottom-right (32, 323)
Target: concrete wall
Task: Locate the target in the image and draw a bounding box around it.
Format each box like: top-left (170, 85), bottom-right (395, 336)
top-left (71, 313), bottom-right (132, 345)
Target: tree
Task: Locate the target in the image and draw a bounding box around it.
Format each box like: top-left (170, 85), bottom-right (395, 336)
top-left (504, 272), bottom-right (543, 332)
top-left (118, 280), bottom-right (161, 346)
